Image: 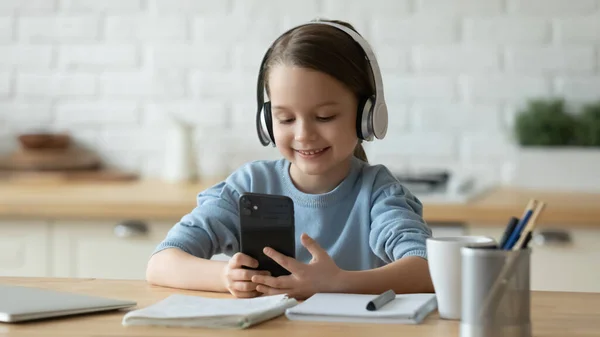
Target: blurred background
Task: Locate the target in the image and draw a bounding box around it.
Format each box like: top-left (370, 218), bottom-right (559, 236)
top-left (0, 0), bottom-right (599, 292)
top-left (0, 0), bottom-right (597, 184)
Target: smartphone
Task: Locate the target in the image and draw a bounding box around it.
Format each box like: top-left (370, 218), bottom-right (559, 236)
top-left (238, 192), bottom-right (295, 277)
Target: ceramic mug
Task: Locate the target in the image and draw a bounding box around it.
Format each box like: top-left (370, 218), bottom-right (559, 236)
top-left (426, 236), bottom-right (497, 320)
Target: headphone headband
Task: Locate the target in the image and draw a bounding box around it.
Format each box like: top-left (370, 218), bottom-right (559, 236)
top-left (306, 21), bottom-right (386, 103)
top-left (256, 20), bottom-right (388, 146)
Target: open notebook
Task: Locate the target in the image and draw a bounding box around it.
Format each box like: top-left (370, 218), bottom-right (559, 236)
top-left (122, 294), bottom-right (298, 329)
top-left (285, 293), bottom-right (437, 324)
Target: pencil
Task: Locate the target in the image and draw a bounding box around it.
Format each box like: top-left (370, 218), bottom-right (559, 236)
top-left (512, 202), bottom-right (546, 251)
top-left (502, 199), bottom-right (537, 250)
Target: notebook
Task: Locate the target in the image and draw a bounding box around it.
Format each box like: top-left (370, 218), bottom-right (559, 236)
top-left (121, 294), bottom-right (298, 329)
top-left (285, 293), bottom-right (437, 324)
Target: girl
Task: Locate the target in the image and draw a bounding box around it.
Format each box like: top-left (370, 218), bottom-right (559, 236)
top-left (146, 19), bottom-right (434, 300)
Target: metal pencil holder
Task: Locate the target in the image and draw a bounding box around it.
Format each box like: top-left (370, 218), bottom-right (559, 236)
top-left (460, 246), bottom-right (531, 337)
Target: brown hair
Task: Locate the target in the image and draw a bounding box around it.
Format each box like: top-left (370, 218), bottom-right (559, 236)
top-left (262, 19), bottom-right (373, 163)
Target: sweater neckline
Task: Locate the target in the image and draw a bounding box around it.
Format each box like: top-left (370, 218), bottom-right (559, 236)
top-left (280, 157), bottom-right (362, 208)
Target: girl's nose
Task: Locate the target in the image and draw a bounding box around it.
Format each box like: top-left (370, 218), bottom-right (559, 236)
top-left (294, 120), bottom-right (318, 142)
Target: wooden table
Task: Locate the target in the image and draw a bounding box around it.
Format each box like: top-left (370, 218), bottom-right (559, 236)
top-left (1, 277), bottom-right (599, 337)
top-left (1, 179), bottom-right (600, 227)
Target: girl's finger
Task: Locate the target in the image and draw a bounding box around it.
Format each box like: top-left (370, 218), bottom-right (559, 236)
top-left (230, 253), bottom-right (259, 269)
top-left (263, 247), bottom-right (300, 273)
top-left (256, 285), bottom-right (289, 296)
top-left (252, 274), bottom-right (294, 289)
top-left (229, 269), bottom-right (270, 281)
top-left (300, 233), bottom-right (326, 260)
top-left (231, 290), bottom-right (261, 298)
top-left (231, 281), bottom-right (258, 292)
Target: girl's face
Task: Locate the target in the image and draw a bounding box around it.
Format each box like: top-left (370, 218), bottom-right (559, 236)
top-left (268, 65), bottom-right (359, 178)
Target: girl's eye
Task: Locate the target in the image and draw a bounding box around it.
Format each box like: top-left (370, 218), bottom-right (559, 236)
top-left (278, 118), bottom-right (295, 124)
top-left (317, 115), bottom-right (336, 122)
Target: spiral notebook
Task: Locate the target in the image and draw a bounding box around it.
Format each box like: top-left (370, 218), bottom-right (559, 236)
top-left (122, 294), bottom-right (298, 329)
top-left (285, 293), bottom-right (437, 324)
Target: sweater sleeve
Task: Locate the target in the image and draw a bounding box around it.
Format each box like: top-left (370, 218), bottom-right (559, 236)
top-left (152, 181), bottom-right (242, 259)
top-left (369, 182), bottom-right (432, 263)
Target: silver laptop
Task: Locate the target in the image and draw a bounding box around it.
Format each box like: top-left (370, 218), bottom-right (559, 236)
top-left (0, 284), bottom-right (137, 323)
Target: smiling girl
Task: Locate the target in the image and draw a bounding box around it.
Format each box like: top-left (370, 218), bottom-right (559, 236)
top-left (146, 19), bottom-right (434, 300)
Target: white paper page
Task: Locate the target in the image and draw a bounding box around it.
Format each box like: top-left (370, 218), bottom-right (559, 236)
top-left (124, 294), bottom-right (290, 319)
top-left (287, 293), bottom-right (436, 318)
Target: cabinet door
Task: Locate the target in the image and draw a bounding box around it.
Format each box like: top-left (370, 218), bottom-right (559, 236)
top-left (467, 226), bottom-right (600, 293)
top-left (0, 221), bottom-right (50, 277)
top-left (52, 220), bottom-right (172, 280)
top-left (52, 221), bottom-right (231, 280)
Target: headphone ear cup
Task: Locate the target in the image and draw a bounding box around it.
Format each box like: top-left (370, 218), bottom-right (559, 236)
top-left (263, 102), bottom-right (276, 145)
top-left (356, 97), bottom-right (374, 141)
top-left (356, 98), bottom-right (367, 140)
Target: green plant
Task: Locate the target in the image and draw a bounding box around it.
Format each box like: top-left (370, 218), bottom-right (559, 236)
top-left (513, 98), bottom-right (578, 146)
top-left (576, 101), bottom-right (600, 146)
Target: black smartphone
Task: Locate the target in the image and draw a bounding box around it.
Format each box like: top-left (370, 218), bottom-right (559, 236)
top-left (238, 192), bottom-right (295, 277)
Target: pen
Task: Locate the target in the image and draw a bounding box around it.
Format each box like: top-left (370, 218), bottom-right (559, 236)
top-left (502, 200), bottom-right (537, 250)
top-left (366, 289), bottom-right (396, 311)
top-left (498, 216), bottom-right (519, 249)
top-left (521, 231), bottom-right (533, 248)
top-left (512, 202), bottom-right (546, 251)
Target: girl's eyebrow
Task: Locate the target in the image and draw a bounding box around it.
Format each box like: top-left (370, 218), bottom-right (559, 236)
top-left (272, 101), bottom-right (340, 110)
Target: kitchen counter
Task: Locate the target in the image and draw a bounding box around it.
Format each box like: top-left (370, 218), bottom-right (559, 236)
top-left (1, 179), bottom-right (599, 227)
top-left (1, 277), bottom-right (599, 337)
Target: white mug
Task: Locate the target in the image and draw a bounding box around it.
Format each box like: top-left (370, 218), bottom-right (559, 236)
top-left (426, 236), bottom-right (496, 320)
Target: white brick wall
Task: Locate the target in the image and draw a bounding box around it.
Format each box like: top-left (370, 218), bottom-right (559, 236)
top-left (17, 72), bottom-right (96, 97)
top-left (144, 101), bottom-right (228, 128)
top-left (555, 76), bottom-right (600, 100)
top-left (462, 75), bottom-right (550, 102)
top-left (0, 0), bottom-right (55, 13)
top-left (384, 75), bottom-right (457, 100)
top-left (0, 45), bottom-right (53, 68)
top-left (18, 16), bottom-right (99, 42)
top-left (58, 45), bottom-right (138, 69)
top-left (0, 71), bottom-right (12, 97)
top-left (55, 101), bottom-right (139, 126)
top-left (373, 17), bottom-right (459, 44)
top-left (150, 0), bottom-right (229, 14)
top-left (99, 71), bottom-right (186, 97)
top-left (463, 18), bottom-right (550, 44)
top-left (507, 0), bottom-right (598, 15)
top-left (0, 17), bottom-right (12, 41)
top-left (414, 46), bottom-right (500, 73)
top-left (411, 103), bottom-right (502, 132)
top-left (505, 47), bottom-right (595, 73)
top-left (419, 0), bottom-right (504, 15)
top-left (58, 0), bottom-right (143, 13)
top-left (105, 16), bottom-right (188, 41)
top-left (151, 44), bottom-right (229, 70)
top-left (322, 0), bottom-right (411, 17)
top-left (0, 0), bottom-right (598, 183)
top-left (555, 15), bottom-right (600, 43)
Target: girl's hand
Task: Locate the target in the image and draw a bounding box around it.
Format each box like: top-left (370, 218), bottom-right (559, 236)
top-left (221, 253), bottom-right (270, 298)
top-left (251, 233), bottom-right (343, 300)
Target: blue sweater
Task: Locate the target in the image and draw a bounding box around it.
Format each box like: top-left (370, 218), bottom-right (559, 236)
top-left (153, 157), bottom-right (432, 271)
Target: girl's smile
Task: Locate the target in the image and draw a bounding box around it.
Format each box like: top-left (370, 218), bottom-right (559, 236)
top-left (295, 147), bottom-right (330, 159)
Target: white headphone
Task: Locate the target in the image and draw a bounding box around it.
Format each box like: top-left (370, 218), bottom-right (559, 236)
top-left (256, 20), bottom-right (388, 147)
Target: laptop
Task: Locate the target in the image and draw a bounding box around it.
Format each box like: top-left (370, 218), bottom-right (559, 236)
top-left (0, 284), bottom-right (137, 323)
